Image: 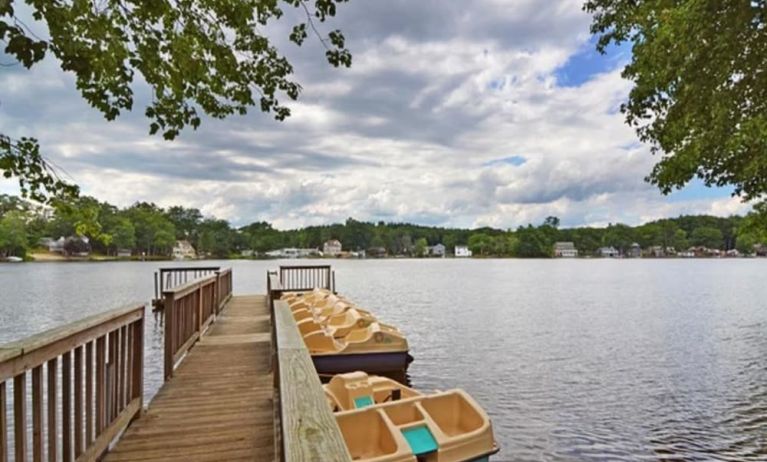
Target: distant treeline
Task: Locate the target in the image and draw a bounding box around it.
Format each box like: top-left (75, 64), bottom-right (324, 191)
top-left (1, 194), bottom-right (766, 259)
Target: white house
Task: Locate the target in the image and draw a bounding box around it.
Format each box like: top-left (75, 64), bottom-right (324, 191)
top-left (428, 243), bottom-right (446, 258)
top-left (454, 245), bottom-right (472, 257)
top-left (265, 248), bottom-right (319, 258)
top-left (41, 237), bottom-right (66, 254)
top-left (597, 246), bottom-right (619, 258)
top-left (553, 242), bottom-right (578, 258)
top-left (172, 240), bottom-right (197, 260)
top-left (298, 248), bottom-right (321, 257)
top-left (323, 240), bottom-right (342, 257)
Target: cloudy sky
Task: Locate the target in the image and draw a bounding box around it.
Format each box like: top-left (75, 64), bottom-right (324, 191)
top-left (0, 1), bottom-right (753, 229)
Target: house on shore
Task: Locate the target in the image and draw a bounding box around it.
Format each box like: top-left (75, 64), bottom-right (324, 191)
top-left (454, 245), bottom-right (472, 257)
top-left (173, 240), bottom-right (197, 260)
top-left (428, 243), bottom-right (446, 258)
top-left (367, 246), bottom-right (387, 258)
top-left (323, 239), bottom-right (342, 257)
top-left (265, 248), bottom-right (320, 258)
top-left (596, 246), bottom-right (620, 258)
top-left (40, 237), bottom-right (66, 254)
top-left (627, 242), bottom-right (642, 258)
top-left (553, 242), bottom-right (578, 258)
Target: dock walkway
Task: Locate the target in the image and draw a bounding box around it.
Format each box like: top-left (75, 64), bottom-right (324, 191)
top-left (104, 295), bottom-right (274, 461)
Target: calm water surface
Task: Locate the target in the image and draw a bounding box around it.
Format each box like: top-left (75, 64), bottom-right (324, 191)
top-left (2, 259), bottom-right (767, 461)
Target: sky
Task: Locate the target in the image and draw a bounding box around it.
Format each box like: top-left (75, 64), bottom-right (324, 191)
top-left (0, 1), bottom-right (753, 229)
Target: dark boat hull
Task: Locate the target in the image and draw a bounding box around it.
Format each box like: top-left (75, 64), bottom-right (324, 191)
top-left (312, 351), bottom-right (412, 375)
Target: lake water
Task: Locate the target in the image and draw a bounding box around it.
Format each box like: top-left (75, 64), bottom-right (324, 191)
top-left (2, 259), bottom-right (767, 461)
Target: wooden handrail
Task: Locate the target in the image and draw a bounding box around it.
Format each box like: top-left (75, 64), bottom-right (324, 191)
top-left (153, 266), bottom-right (221, 309)
top-left (278, 265), bottom-right (335, 293)
top-left (163, 269), bottom-right (233, 380)
top-left (0, 304), bottom-right (145, 461)
top-left (216, 268), bottom-right (233, 313)
top-left (272, 300), bottom-right (350, 461)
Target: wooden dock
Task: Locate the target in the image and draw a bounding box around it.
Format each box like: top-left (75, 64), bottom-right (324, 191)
top-left (1, 266), bottom-right (349, 462)
top-left (104, 295), bottom-right (274, 461)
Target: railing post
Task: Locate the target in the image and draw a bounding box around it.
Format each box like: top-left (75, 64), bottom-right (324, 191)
top-left (197, 283), bottom-right (203, 334)
top-left (131, 317), bottom-right (144, 422)
top-left (163, 291), bottom-right (175, 381)
top-left (215, 271), bottom-right (221, 313)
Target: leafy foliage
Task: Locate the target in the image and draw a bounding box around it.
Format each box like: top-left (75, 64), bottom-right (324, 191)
top-left (2, 194), bottom-right (766, 259)
top-left (0, 135), bottom-right (79, 203)
top-left (584, 0), bottom-right (767, 200)
top-left (1, 0), bottom-right (351, 200)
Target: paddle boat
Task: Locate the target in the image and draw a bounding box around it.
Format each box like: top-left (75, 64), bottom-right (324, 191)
top-left (282, 290), bottom-right (412, 375)
top-left (325, 372), bottom-right (499, 462)
top-left (302, 321), bottom-right (411, 374)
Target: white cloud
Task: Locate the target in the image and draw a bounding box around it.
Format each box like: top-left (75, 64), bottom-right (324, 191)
top-left (0, 1), bottom-right (754, 229)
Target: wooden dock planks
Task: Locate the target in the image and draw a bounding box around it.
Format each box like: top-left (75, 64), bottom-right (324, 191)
top-left (104, 295), bottom-right (274, 462)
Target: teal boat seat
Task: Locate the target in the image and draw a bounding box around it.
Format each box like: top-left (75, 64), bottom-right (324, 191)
top-left (354, 395), bottom-right (374, 409)
top-left (402, 425), bottom-right (438, 455)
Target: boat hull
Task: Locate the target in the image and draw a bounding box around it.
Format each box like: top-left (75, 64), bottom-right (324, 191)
top-left (312, 351), bottom-right (412, 375)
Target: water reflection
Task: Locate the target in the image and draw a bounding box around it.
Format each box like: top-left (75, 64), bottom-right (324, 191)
top-left (2, 259), bottom-right (767, 460)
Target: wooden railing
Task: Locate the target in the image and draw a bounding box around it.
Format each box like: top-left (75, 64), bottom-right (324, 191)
top-left (152, 266), bottom-right (221, 310)
top-left (0, 304), bottom-right (145, 461)
top-left (271, 298), bottom-right (350, 462)
top-left (163, 268), bottom-right (233, 379)
top-left (278, 265), bottom-right (335, 293)
top-left (216, 268), bottom-right (233, 311)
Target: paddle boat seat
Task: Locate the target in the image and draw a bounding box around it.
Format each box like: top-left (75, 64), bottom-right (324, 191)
top-left (324, 372), bottom-right (420, 412)
top-left (329, 377), bottom-right (499, 462)
top-left (302, 322), bottom-right (408, 356)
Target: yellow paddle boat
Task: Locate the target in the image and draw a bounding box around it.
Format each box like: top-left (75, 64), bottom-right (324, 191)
top-left (281, 291), bottom-right (412, 374)
top-left (325, 372), bottom-right (499, 462)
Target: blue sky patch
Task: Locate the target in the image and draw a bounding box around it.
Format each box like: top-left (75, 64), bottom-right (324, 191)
top-left (483, 155), bottom-right (527, 167)
top-left (555, 38), bottom-right (630, 88)
top-left (666, 179), bottom-right (735, 202)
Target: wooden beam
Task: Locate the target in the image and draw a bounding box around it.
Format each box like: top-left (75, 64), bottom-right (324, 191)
top-left (273, 301), bottom-right (350, 461)
top-left (74, 346), bottom-right (83, 457)
top-left (47, 358), bottom-right (57, 462)
top-left (0, 381), bottom-right (7, 462)
top-left (14, 373), bottom-right (27, 461)
top-left (63, 351), bottom-right (72, 462)
top-left (32, 366), bottom-right (43, 462)
top-left (75, 398), bottom-right (141, 462)
top-left (0, 305), bottom-right (144, 382)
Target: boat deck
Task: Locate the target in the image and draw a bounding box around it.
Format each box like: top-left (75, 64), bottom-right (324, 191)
top-left (104, 295), bottom-right (274, 461)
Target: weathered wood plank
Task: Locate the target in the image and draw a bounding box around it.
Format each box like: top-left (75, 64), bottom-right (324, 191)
top-left (0, 305), bottom-right (144, 382)
top-left (275, 301), bottom-right (350, 462)
top-left (47, 358), bottom-right (57, 462)
top-left (96, 336), bottom-right (106, 434)
top-left (0, 381), bottom-right (7, 462)
top-left (63, 350), bottom-right (72, 462)
top-left (85, 342), bottom-right (93, 445)
top-left (74, 346), bottom-right (83, 457)
top-left (273, 301), bottom-right (305, 350)
top-left (32, 365), bottom-right (43, 462)
top-left (13, 373), bottom-right (27, 461)
top-left (75, 398), bottom-right (141, 462)
top-left (104, 295), bottom-right (274, 462)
